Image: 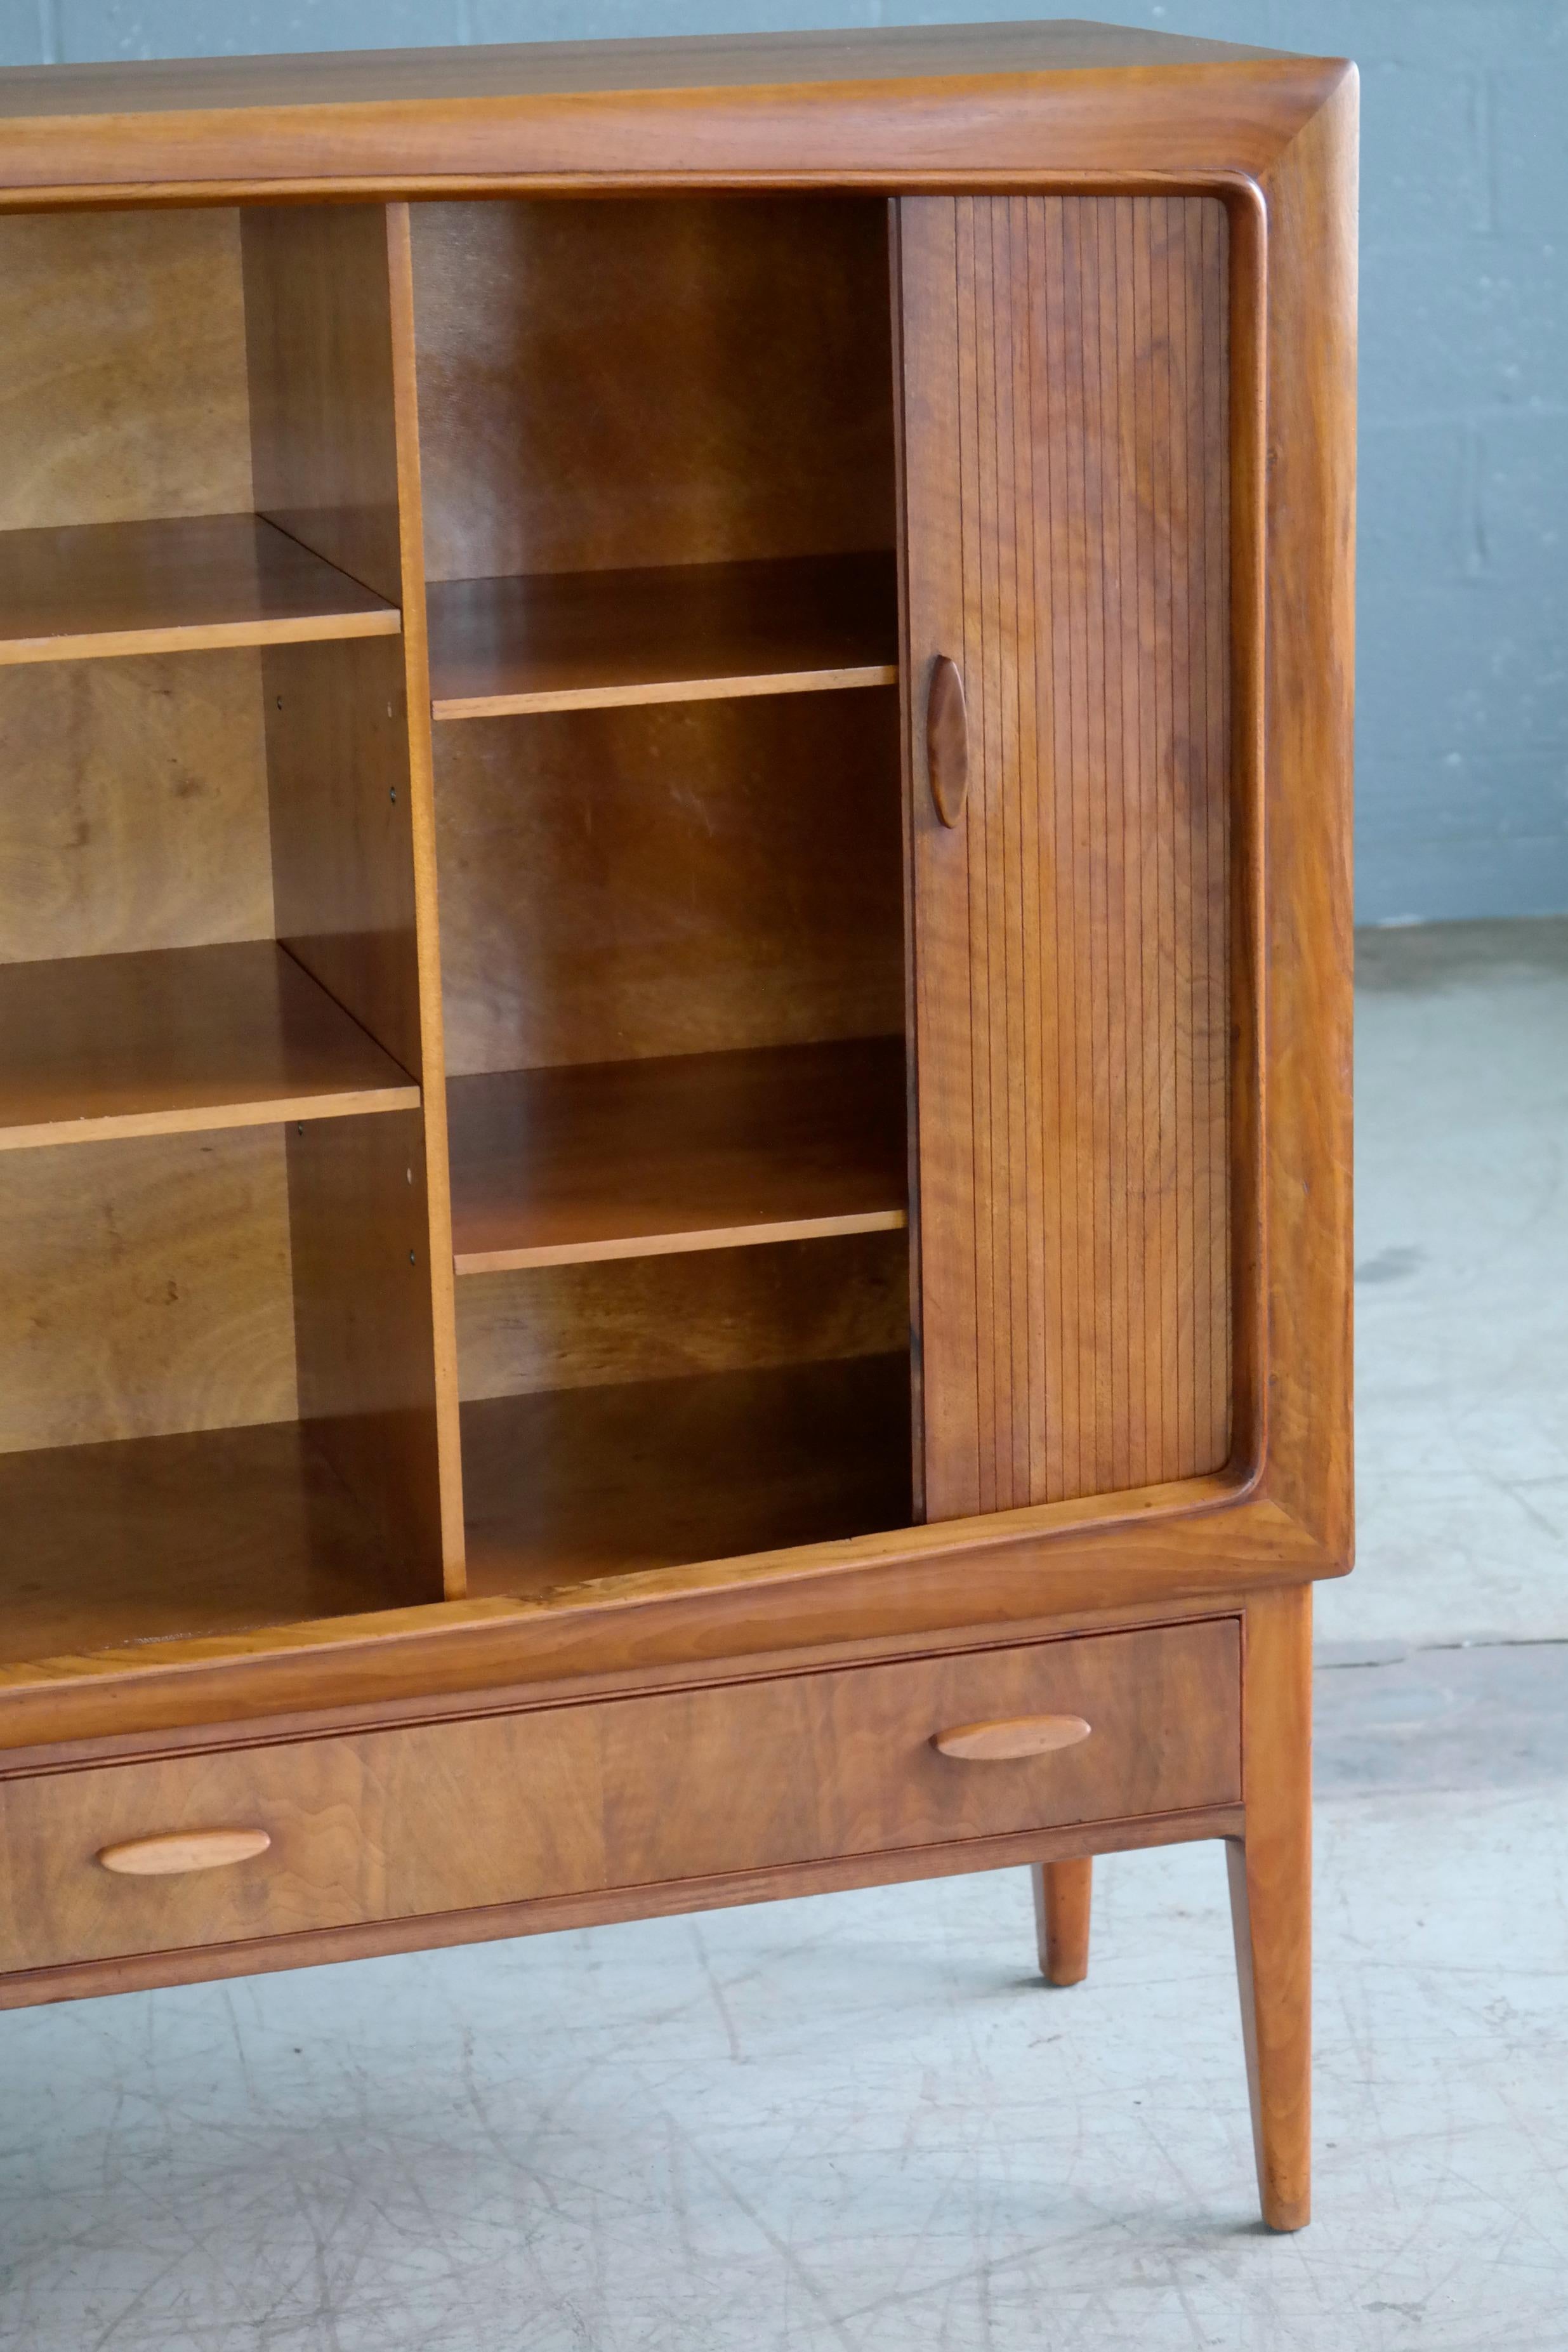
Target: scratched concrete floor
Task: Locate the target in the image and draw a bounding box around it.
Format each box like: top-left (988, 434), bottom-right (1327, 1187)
top-left (3, 920), bottom-right (1567, 2352)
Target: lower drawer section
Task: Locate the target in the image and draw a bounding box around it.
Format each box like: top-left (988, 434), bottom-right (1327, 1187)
top-left (0, 1619), bottom-right (1240, 1976)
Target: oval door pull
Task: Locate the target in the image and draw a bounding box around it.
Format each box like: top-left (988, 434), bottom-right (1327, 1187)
top-left (933, 1715), bottom-right (1092, 1762)
top-left (98, 1828), bottom-right (272, 1877)
top-left (925, 654), bottom-right (969, 827)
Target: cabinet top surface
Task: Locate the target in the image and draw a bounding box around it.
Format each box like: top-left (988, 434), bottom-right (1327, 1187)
top-left (0, 20), bottom-right (1317, 124)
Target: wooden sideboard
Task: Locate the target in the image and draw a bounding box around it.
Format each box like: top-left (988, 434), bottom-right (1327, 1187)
top-left (0, 20), bottom-right (1355, 2237)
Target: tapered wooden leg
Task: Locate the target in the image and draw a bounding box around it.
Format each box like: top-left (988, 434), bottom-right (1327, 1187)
top-left (1228, 1585), bottom-right (1313, 2231)
top-left (1031, 1856), bottom-right (1092, 1985)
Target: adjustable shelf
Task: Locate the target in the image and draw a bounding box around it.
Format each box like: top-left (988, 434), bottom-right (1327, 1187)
top-left (0, 1422), bottom-right (412, 1668)
top-left (0, 514), bottom-right (400, 666)
top-left (447, 1035), bottom-right (907, 1274)
top-left (461, 1352), bottom-right (912, 1599)
top-left (0, 941), bottom-right (420, 1151)
top-left (426, 551), bottom-right (897, 719)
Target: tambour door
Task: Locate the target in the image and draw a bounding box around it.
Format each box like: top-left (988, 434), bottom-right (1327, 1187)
top-left (897, 194), bottom-right (1235, 1523)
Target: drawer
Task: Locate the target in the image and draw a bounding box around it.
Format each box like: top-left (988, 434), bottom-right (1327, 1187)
top-left (0, 1618), bottom-right (1240, 1976)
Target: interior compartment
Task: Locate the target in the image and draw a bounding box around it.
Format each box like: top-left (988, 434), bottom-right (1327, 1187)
top-left (434, 691), bottom-right (904, 1078)
top-left (411, 195), bottom-right (897, 582)
top-left (456, 1232), bottom-right (912, 1595)
top-left (0, 631), bottom-right (423, 1145)
top-left (0, 200), bottom-right (452, 1669)
top-left (436, 693), bottom-right (916, 1587)
top-left (0, 205), bottom-right (402, 654)
top-left (416, 193), bottom-right (914, 1589)
top-left (0, 189), bottom-right (918, 1668)
top-left (0, 202), bottom-right (426, 1124)
top-left (0, 1113), bottom-right (445, 1666)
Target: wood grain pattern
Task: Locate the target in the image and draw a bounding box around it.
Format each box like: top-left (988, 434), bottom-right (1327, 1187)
top-left (411, 197), bottom-right (894, 583)
top-left (286, 1109), bottom-right (446, 1594)
top-left (0, 1125), bottom-right (296, 1457)
top-left (0, 649), bottom-right (273, 967)
top-left (0, 1616), bottom-right (1240, 1975)
top-left (0, 515), bottom-right (396, 666)
top-left (247, 201), bottom-right (426, 1076)
top-left (243, 200), bottom-right (462, 1598)
top-left (447, 1036), bottom-right (906, 1272)
top-left (0, 942), bottom-right (419, 1153)
top-left (462, 1354), bottom-right (912, 1598)
top-left (428, 553), bottom-right (897, 718)
top-left (0, 1496), bottom-right (1317, 1748)
top-left (0, 39), bottom-right (1345, 196)
top-left (434, 689), bottom-right (904, 1077)
top-left (263, 633), bottom-right (426, 1078)
top-left (243, 202), bottom-right (406, 605)
top-left (0, 27), bottom-right (1302, 127)
top-left (0, 1419), bottom-right (423, 1667)
top-left (1032, 1854), bottom-right (1092, 1985)
top-left (0, 207), bottom-right (251, 529)
top-left (899, 193), bottom-right (1232, 1520)
top-left (0, 1805), bottom-right (1244, 2010)
top-left (1251, 76), bottom-right (1358, 1566)
top-left (1229, 1584), bottom-right (1313, 2230)
top-left (456, 1229), bottom-right (909, 1403)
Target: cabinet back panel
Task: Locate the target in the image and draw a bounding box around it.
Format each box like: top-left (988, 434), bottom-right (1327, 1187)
top-left (458, 1230), bottom-right (909, 1402)
top-left (411, 197), bottom-right (896, 583)
top-left (0, 208), bottom-right (253, 532)
top-left (435, 690), bottom-right (904, 1075)
top-left (0, 1128), bottom-right (298, 1455)
top-left (900, 194), bottom-right (1232, 1516)
top-left (0, 652), bottom-right (273, 965)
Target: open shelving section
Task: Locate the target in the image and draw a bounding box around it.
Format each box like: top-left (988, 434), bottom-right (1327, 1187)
top-left (0, 1422), bottom-right (416, 1669)
top-left (447, 1035), bottom-right (906, 1273)
top-left (0, 197), bottom-right (455, 1672)
top-left (411, 190), bottom-right (914, 1614)
top-left (1, 187), bottom-right (916, 1677)
top-left (0, 942), bottom-right (419, 1151)
top-left (462, 1354), bottom-right (913, 1599)
top-left (427, 550), bottom-right (897, 719)
top-left (0, 513), bottom-right (400, 666)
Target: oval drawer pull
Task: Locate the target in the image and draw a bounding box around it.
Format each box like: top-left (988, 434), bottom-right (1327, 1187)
top-left (98, 1828), bottom-right (272, 1877)
top-left (925, 653), bottom-right (969, 827)
top-left (933, 1715), bottom-right (1092, 1762)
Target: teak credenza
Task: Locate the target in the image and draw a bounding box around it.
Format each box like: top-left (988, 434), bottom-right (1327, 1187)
top-left (0, 20), bottom-right (1355, 2235)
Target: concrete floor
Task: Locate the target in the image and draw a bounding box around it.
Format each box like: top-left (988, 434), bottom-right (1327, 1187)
top-left (4, 920), bottom-right (1567, 2351)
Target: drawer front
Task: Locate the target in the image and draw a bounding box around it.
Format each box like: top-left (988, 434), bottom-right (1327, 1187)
top-left (0, 1619), bottom-right (1240, 1975)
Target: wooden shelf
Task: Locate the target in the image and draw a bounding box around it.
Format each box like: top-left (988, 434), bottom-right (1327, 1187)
top-left (0, 1421), bottom-right (419, 1668)
top-left (427, 551), bottom-right (898, 718)
top-left (0, 514), bottom-right (400, 666)
top-left (0, 941), bottom-right (419, 1151)
top-left (462, 1352), bottom-right (912, 1599)
top-left (447, 1035), bottom-right (907, 1274)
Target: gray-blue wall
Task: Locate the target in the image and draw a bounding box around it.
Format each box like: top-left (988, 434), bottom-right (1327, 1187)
top-left (4, 1), bottom-right (1564, 926)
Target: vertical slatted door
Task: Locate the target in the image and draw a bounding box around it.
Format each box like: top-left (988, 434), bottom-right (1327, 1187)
top-left (897, 195), bottom-right (1233, 1522)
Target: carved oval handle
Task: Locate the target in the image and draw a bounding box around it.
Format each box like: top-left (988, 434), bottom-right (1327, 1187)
top-left (98, 1828), bottom-right (272, 1877)
top-left (925, 654), bottom-right (969, 827)
top-left (932, 1715), bottom-right (1092, 1762)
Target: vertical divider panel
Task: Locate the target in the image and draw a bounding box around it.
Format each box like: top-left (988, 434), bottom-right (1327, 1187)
top-left (242, 201), bottom-right (466, 1592)
top-left (384, 202), bottom-right (467, 1588)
